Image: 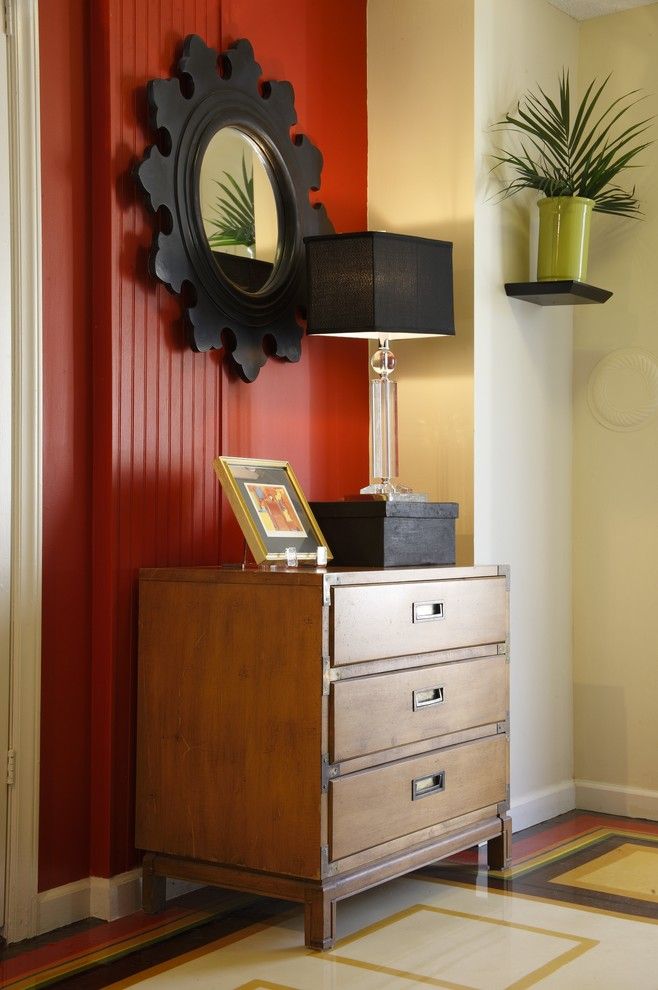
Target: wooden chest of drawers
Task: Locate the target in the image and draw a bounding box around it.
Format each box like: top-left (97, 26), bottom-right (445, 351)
top-left (135, 565), bottom-right (510, 949)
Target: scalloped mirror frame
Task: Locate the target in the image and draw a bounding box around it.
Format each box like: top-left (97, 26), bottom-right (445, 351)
top-left (135, 35), bottom-right (334, 382)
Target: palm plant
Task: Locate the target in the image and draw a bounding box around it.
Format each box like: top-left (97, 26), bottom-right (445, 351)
top-left (205, 152), bottom-right (255, 249)
top-left (491, 71), bottom-right (652, 218)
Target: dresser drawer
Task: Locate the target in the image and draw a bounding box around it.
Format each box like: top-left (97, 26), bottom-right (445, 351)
top-left (331, 655), bottom-right (506, 762)
top-left (330, 735), bottom-right (507, 861)
top-left (331, 577), bottom-right (506, 665)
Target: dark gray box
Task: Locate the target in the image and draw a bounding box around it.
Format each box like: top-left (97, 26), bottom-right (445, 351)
top-left (310, 501), bottom-right (459, 568)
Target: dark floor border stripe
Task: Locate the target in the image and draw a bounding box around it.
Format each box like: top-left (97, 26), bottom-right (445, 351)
top-left (29, 900), bottom-right (293, 990)
top-left (421, 833), bottom-right (658, 921)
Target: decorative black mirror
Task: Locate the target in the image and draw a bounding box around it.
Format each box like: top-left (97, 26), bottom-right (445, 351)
top-left (135, 35), bottom-right (334, 382)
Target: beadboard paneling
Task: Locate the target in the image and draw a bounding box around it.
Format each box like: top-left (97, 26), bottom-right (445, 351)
top-left (40, 0), bottom-right (368, 887)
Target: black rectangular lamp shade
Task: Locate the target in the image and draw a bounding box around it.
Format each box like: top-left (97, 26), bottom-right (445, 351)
top-left (304, 231), bottom-right (455, 338)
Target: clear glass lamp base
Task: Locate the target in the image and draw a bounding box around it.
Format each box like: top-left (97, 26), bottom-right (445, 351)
top-left (359, 481), bottom-right (428, 502)
top-left (364, 343), bottom-right (428, 502)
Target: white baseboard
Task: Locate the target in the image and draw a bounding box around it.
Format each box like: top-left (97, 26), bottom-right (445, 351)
top-left (37, 877), bottom-right (91, 936)
top-left (89, 869), bottom-right (142, 923)
top-left (511, 779), bottom-right (576, 832)
top-left (37, 870), bottom-right (202, 935)
top-left (575, 779), bottom-right (658, 822)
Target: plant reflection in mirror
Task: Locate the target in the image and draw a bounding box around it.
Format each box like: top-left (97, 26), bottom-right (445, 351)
top-left (205, 152), bottom-right (255, 249)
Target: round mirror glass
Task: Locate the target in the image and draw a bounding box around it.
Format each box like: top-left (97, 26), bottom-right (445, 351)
top-left (199, 126), bottom-right (281, 293)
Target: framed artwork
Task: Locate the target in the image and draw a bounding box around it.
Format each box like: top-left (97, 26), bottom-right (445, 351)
top-left (213, 456), bottom-right (333, 564)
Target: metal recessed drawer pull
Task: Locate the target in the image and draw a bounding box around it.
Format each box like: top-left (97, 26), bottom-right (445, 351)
top-left (413, 686), bottom-right (445, 710)
top-left (412, 770), bottom-right (446, 800)
top-left (413, 600), bottom-right (444, 623)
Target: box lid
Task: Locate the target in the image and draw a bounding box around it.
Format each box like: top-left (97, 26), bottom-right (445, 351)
top-left (310, 500), bottom-right (459, 519)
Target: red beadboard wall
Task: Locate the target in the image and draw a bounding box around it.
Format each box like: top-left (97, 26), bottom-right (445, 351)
top-left (39, 0), bottom-right (93, 890)
top-left (40, 0), bottom-right (368, 887)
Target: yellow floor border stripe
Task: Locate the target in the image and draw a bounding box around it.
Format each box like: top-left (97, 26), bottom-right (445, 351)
top-left (4, 910), bottom-right (220, 990)
top-left (551, 843), bottom-right (658, 904)
top-left (491, 830), bottom-right (612, 879)
top-left (322, 903), bottom-right (598, 990)
top-left (486, 827), bottom-right (658, 880)
top-left (105, 911), bottom-right (300, 990)
top-left (423, 876), bottom-right (658, 926)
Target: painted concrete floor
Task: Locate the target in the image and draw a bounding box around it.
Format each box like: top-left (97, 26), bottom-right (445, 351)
top-left (3, 811), bottom-right (658, 989)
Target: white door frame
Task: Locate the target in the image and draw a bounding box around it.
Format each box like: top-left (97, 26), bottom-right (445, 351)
top-left (3, 0), bottom-right (42, 944)
top-left (0, 6), bottom-right (11, 936)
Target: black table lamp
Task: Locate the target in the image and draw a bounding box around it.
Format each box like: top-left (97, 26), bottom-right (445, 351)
top-left (304, 231), bottom-right (455, 500)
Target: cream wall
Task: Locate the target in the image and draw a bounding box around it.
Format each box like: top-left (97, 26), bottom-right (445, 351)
top-left (368, 0), bottom-right (579, 829)
top-left (367, 0), bottom-right (475, 564)
top-left (573, 5), bottom-right (658, 819)
top-left (473, 0), bottom-right (579, 828)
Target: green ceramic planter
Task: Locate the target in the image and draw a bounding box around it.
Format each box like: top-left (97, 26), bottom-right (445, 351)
top-left (537, 196), bottom-right (594, 281)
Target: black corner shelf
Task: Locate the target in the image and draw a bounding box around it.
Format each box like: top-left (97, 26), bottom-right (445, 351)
top-left (505, 280), bottom-right (612, 306)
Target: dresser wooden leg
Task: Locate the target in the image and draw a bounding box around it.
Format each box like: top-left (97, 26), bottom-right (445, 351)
top-left (304, 889), bottom-right (336, 950)
top-left (487, 814), bottom-right (512, 869)
top-left (142, 854), bottom-right (166, 914)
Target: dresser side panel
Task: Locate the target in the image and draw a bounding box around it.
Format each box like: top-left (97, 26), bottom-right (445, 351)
top-left (136, 578), bottom-right (325, 878)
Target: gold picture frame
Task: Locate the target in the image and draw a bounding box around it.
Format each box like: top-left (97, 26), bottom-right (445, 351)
top-left (213, 455), bottom-right (333, 564)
